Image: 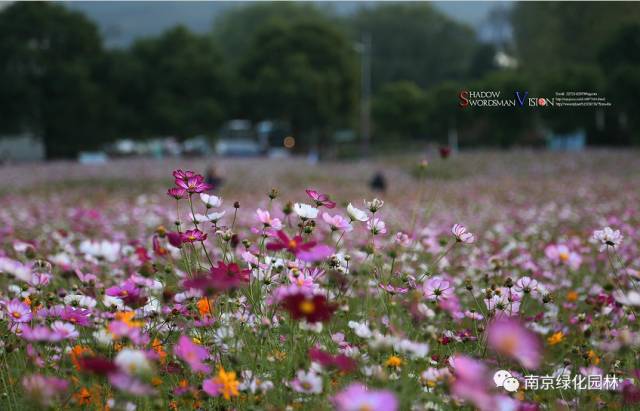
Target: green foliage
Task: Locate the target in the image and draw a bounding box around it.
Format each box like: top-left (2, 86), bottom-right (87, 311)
top-left (239, 20), bottom-right (358, 147)
top-left (349, 3), bottom-right (480, 91)
top-left (117, 26), bottom-right (231, 138)
top-left (0, 2), bottom-right (109, 158)
top-left (212, 2), bottom-right (328, 68)
top-left (372, 81), bottom-right (427, 141)
top-left (511, 3), bottom-right (640, 75)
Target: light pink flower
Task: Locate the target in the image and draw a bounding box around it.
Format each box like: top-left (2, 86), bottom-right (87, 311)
top-left (423, 276), bottom-right (454, 301)
top-left (487, 318), bottom-right (541, 369)
top-left (451, 224), bottom-right (474, 244)
top-left (322, 212), bottom-right (353, 232)
top-left (256, 209), bottom-right (283, 230)
top-left (332, 383), bottom-right (398, 411)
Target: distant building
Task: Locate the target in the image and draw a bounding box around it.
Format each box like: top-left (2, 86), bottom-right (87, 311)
top-left (0, 133), bottom-right (45, 164)
top-left (547, 129), bottom-right (586, 151)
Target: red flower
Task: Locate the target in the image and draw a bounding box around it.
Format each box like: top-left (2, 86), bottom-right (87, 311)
top-left (77, 355), bottom-right (118, 376)
top-left (167, 231), bottom-right (183, 248)
top-left (183, 261), bottom-right (250, 294)
top-left (309, 347), bottom-right (356, 373)
top-left (281, 293), bottom-right (336, 323)
top-left (305, 189), bottom-right (336, 209)
top-left (439, 146), bottom-right (451, 159)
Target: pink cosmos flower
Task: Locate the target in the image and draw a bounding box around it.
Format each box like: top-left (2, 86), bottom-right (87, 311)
top-left (367, 218), bottom-right (387, 235)
top-left (514, 276), bottom-right (539, 295)
top-left (322, 212), bottom-right (353, 232)
top-left (174, 335), bottom-right (211, 374)
top-left (266, 231), bottom-right (332, 262)
top-left (309, 347), bottom-right (356, 373)
top-left (423, 276), bottom-right (454, 301)
top-left (449, 355), bottom-right (494, 411)
top-left (181, 229), bottom-right (207, 243)
top-left (22, 374), bottom-right (69, 406)
top-left (108, 371), bottom-right (156, 395)
top-left (256, 209), bottom-right (283, 230)
top-left (6, 299), bottom-right (32, 323)
top-left (290, 369), bottom-right (323, 394)
top-left (332, 383), bottom-right (398, 411)
top-left (487, 318), bottom-right (542, 369)
top-left (50, 321), bottom-right (79, 340)
top-left (451, 224), bottom-right (474, 244)
top-left (545, 244), bottom-right (581, 270)
top-left (305, 189), bottom-right (336, 208)
top-left (167, 187), bottom-right (187, 199)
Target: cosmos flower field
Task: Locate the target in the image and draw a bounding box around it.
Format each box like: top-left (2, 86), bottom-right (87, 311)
top-left (0, 151), bottom-right (639, 411)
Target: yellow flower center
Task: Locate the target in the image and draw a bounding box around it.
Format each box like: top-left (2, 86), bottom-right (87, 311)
top-left (11, 312), bottom-right (21, 319)
top-left (498, 335), bottom-right (518, 355)
top-left (299, 300), bottom-right (315, 314)
top-left (559, 252), bottom-right (569, 262)
top-left (288, 239), bottom-right (298, 249)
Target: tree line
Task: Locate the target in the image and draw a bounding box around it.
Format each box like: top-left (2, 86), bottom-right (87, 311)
top-left (0, 2), bottom-right (639, 158)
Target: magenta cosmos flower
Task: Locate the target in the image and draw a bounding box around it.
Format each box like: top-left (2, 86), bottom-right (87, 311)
top-left (332, 383), bottom-right (398, 411)
top-left (267, 231), bottom-right (332, 262)
top-left (6, 299), bottom-right (32, 323)
top-left (181, 229), bottom-right (208, 243)
top-left (487, 318), bottom-right (542, 369)
top-left (173, 171), bottom-right (212, 194)
top-left (305, 189), bottom-right (336, 208)
top-left (174, 335), bottom-right (211, 373)
top-left (183, 261), bottom-right (250, 294)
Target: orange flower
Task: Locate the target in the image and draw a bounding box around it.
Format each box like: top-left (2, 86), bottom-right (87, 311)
top-left (115, 311), bottom-right (143, 328)
top-left (197, 297), bottom-right (214, 317)
top-left (73, 387), bottom-right (92, 405)
top-left (203, 367), bottom-right (239, 400)
top-left (151, 338), bottom-right (167, 363)
top-left (70, 345), bottom-right (94, 370)
top-left (385, 355), bottom-right (403, 368)
top-left (566, 291), bottom-right (578, 302)
top-left (547, 332), bottom-right (565, 346)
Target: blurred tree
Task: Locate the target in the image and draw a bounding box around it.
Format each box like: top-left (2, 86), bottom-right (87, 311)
top-left (212, 2), bottom-right (327, 68)
top-left (372, 81), bottom-right (427, 141)
top-left (597, 23), bottom-right (640, 145)
top-left (466, 71), bottom-right (534, 147)
top-left (240, 20), bottom-right (358, 149)
top-left (349, 3), bottom-right (480, 91)
top-left (108, 26), bottom-right (231, 138)
top-left (538, 64), bottom-right (603, 136)
top-left (511, 3), bottom-right (640, 74)
top-left (0, 2), bottom-right (110, 158)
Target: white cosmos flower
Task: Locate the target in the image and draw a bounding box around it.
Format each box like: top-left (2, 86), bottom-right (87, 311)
top-left (200, 193), bottom-right (222, 208)
top-left (592, 226), bottom-right (623, 252)
top-left (347, 203), bottom-right (368, 222)
top-left (63, 294), bottom-right (97, 308)
top-left (195, 211), bottom-right (226, 223)
top-left (348, 320), bottom-right (372, 338)
top-left (293, 203), bottom-right (318, 219)
top-left (115, 349), bottom-right (152, 376)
